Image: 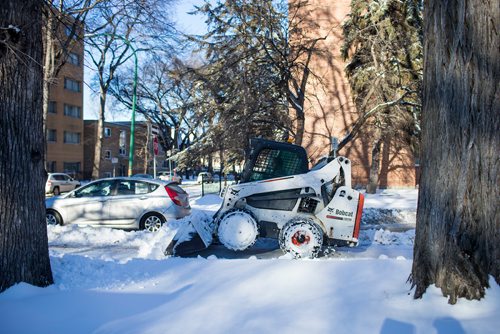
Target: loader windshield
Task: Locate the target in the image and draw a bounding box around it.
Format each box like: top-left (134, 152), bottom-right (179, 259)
top-left (240, 138), bottom-right (309, 183)
top-left (248, 148), bottom-right (305, 182)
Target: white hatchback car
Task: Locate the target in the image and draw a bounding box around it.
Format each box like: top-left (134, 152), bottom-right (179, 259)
top-left (45, 177), bottom-right (191, 232)
top-left (45, 173), bottom-right (81, 195)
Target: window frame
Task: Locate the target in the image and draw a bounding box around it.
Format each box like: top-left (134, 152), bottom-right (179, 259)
top-left (67, 52), bottom-right (80, 66)
top-left (63, 104), bottom-right (81, 118)
top-left (63, 131), bottom-right (81, 144)
top-left (47, 129), bottom-right (57, 143)
top-left (64, 77), bottom-right (81, 92)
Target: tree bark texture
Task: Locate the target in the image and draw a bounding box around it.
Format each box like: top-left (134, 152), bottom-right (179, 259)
top-left (92, 92), bottom-right (106, 180)
top-left (366, 138), bottom-right (382, 194)
top-left (0, 0), bottom-right (54, 292)
top-left (411, 0), bottom-right (499, 304)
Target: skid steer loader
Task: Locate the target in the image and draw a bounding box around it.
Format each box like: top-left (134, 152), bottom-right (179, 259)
top-left (165, 138), bottom-right (364, 258)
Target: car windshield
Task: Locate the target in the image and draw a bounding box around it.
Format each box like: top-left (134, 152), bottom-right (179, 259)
top-left (74, 180), bottom-right (114, 197)
top-left (132, 174), bottom-right (153, 179)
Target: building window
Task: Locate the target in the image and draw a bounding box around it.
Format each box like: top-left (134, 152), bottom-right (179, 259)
top-left (104, 127), bottom-right (111, 137)
top-left (119, 130), bottom-right (126, 147)
top-left (64, 131), bottom-right (80, 144)
top-left (47, 129), bottom-right (57, 142)
top-left (48, 101), bottom-right (57, 114)
top-left (119, 148), bottom-right (126, 156)
top-left (64, 78), bottom-right (81, 92)
top-left (104, 150), bottom-right (111, 159)
top-left (64, 104), bottom-right (81, 118)
top-left (48, 161), bottom-right (57, 172)
top-left (63, 162), bottom-right (80, 177)
top-left (68, 52), bottom-right (80, 66)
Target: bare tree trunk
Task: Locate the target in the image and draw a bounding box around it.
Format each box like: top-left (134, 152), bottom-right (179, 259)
top-left (92, 92), bottom-right (106, 179)
top-left (294, 114), bottom-right (305, 146)
top-left (42, 10), bottom-right (55, 170)
top-left (0, 0), bottom-right (53, 292)
top-left (366, 138), bottom-right (382, 194)
top-left (42, 10), bottom-right (54, 136)
top-left (410, 0), bottom-right (499, 304)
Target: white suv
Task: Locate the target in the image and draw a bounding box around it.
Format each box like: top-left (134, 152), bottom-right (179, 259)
top-left (46, 173), bottom-right (81, 195)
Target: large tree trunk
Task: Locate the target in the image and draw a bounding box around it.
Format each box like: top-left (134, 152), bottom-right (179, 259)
top-left (410, 0), bottom-right (499, 304)
top-left (0, 0), bottom-right (54, 292)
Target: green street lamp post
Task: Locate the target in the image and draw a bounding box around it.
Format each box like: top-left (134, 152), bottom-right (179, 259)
top-left (127, 45), bottom-right (138, 176)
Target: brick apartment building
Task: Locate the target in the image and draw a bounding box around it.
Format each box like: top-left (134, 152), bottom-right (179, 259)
top-left (291, 0), bottom-right (418, 188)
top-left (45, 22), bottom-right (85, 179)
top-left (83, 121), bottom-right (167, 180)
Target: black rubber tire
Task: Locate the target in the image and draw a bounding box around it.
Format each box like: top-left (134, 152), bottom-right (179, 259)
top-left (140, 213), bottom-right (165, 232)
top-left (53, 187), bottom-right (60, 196)
top-left (46, 210), bottom-right (63, 226)
top-left (279, 218), bottom-right (323, 259)
top-left (216, 208), bottom-right (259, 251)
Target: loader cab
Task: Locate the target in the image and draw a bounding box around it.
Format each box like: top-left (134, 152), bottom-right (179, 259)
top-left (240, 138), bottom-right (309, 183)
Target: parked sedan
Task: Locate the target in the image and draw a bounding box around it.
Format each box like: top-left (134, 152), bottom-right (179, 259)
top-left (45, 173), bottom-right (81, 195)
top-left (45, 177), bottom-right (191, 232)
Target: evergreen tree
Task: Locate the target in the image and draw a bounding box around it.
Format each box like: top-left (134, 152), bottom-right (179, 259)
top-left (186, 0), bottom-right (291, 165)
top-left (341, 0), bottom-right (423, 192)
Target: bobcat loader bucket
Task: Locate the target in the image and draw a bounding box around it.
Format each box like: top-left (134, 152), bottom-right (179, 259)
top-left (164, 216), bottom-right (215, 256)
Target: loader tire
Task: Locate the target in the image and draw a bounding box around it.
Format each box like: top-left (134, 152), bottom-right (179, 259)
top-left (217, 209), bottom-right (259, 251)
top-left (279, 218), bottom-right (323, 259)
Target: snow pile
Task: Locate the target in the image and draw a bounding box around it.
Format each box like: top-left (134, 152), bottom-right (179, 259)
top-left (361, 189), bottom-right (418, 228)
top-left (1, 189), bottom-right (499, 333)
top-left (373, 228), bottom-right (415, 246)
top-left (363, 188), bottom-right (418, 210)
top-left (48, 209), bottom-right (213, 261)
top-left (362, 208), bottom-right (416, 226)
top-left (1, 257), bottom-right (499, 334)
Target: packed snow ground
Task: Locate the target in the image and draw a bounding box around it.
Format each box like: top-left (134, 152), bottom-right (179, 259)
top-left (1, 189), bottom-right (499, 334)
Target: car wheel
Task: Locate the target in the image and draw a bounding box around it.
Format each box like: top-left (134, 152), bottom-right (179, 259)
top-left (53, 187), bottom-right (60, 196)
top-left (279, 218), bottom-right (323, 259)
top-left (140, 213), bottom-right (165, 232)
top-left (46, 210), bottom-right (63, 226)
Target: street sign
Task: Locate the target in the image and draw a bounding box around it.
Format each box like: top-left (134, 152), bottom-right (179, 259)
top-left (153, 135), bottom-right (159, 156)
top-left (111, 157), bottom-right (118, 164)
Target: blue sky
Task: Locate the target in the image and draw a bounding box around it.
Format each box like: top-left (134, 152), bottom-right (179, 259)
top-left (83, 0), bottom-right (207, 121)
